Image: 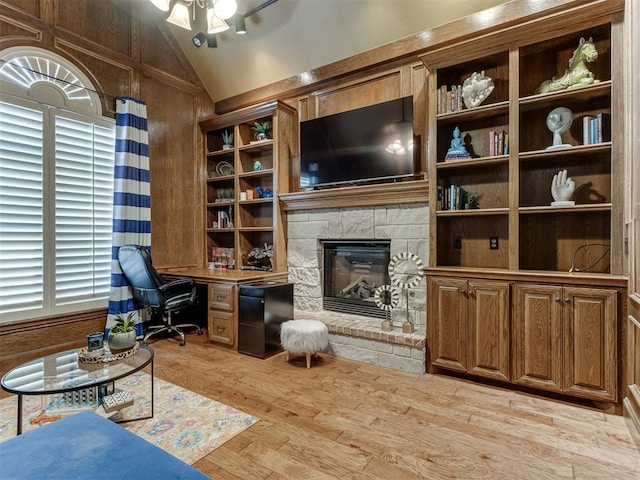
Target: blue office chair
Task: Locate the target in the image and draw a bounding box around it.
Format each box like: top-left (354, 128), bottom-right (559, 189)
top-left (117, 244), bottom-right (202, 346)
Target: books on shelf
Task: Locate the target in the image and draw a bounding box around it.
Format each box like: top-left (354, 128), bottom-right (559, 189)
top-left (437, 184), bottom-right (472, 211)
top-left (582, 112), bottom-right (611, 145)
top-left (437, 84), bottom-right (463, 114)
top-left (488, 130), bottom-right (508, 156)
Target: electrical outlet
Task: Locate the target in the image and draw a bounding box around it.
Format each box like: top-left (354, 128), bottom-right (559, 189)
top-left (490, 236), bottom-right (499, 250)
top-left (453, 236), bottom-right (462, 249)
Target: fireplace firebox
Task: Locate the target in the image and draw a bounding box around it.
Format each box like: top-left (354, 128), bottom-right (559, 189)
top-left (322, 240), bottom-right (391, 319)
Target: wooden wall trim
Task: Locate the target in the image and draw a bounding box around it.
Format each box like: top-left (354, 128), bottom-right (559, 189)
top-left (214, 0), bottom-right (624, 114)
top-left (0, 309), bottom-right (106, 335)
top-left (279, 180), bottom-right (429, 211)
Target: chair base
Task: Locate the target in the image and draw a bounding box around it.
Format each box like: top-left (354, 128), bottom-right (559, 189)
top-left (143, 323), bottom-right (202, 346)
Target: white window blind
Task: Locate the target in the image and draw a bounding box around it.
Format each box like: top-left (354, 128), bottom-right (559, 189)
top-left (0, 100), bottom-right (45, 315)
top-left (54, 114), bottom-right (114, 305)
top-left (0, 95), bottom-right (115, 323)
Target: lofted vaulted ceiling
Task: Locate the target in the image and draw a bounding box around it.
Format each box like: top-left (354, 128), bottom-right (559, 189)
top-left (150, 0), bottom-right (509, 103)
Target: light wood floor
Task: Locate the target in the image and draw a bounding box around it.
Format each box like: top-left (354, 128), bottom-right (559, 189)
top-left (147, 334), bottom-right (640, 479)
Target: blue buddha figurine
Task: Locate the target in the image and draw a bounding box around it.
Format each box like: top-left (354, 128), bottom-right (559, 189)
top-left (445, 126), bottom-right (471, 160)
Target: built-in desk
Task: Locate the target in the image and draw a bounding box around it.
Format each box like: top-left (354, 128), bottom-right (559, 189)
top-left (159, 268), bottom-right (288, 348)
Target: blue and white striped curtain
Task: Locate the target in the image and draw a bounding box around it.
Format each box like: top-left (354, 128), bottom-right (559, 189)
top-left (106, 97), bottom-right (151, 337)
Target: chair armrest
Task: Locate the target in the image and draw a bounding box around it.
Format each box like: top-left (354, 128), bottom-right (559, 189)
top-left (159, 277), bottom-right (194, 294)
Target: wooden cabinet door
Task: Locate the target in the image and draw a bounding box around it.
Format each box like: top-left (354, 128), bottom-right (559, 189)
top-left (513, 284), bottom-right (563, 392)
top-left (467, 280), bottom-right (510, 382)
top-left (563, 287), bottom-right (617, 401)
top-left (429, 277), bottom-right (468, 372)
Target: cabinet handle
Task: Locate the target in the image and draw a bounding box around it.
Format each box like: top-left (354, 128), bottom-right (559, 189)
top-left (564, 297), bottom-right (571, 304)
top-left (460, 289), bottom-right (466, 295)
top-left (216, 295), bottom-right (225, 302)
top-left (216, 326), bottom-right (226, 333)
top-left (555, 297), bottom-right (561, 302)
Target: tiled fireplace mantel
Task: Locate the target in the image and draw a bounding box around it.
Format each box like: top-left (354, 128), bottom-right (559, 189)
top-left (279, 179), bottom-right (429, 211)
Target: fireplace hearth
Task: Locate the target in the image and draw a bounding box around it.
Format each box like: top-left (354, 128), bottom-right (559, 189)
top-left (322, 240), bottom-right (390, 319)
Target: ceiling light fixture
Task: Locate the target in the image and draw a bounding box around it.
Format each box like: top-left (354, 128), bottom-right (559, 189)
top-left (207, 9), bottom-right (230, 34)
top-left (233, 14), bottom-right (247, 34)
top-left (192, 32), bottom-right (207, 47)
top-left (149, 0), bottom-right (278, 46)
top-left (166, 1), bottom-right (192, 30)
top-left (150, 0), bottom-right (170, 11)
top-left (213, 0), bottom-right (237, 20)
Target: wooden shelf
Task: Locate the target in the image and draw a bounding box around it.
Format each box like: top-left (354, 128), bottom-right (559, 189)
top-left (239, 198), bottom-right (273, 205)
top-left (519, 81), bottom-right (611, 112)
top-left (519, 143), bottom-right (611, 160)
top-left (436, 207), bottom-right (509, 217)
top-left (437, 155), bottom-right (509, 169)
top-left (206, 175), bottom-right (234, 182)
top-left (238, 227), bottom-right (274, 233)
top-left (239, 140), bottom-right (274, 152)
top-left (519, 203), bottom-right (612, 214)
top-left (436, 100), bottom-right (509, 125)
top-left (238, 169), bottom-right (274, 178)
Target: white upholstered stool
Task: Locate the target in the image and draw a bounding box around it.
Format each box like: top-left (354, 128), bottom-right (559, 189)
top-left (280, 320), bottom-right (329, 368)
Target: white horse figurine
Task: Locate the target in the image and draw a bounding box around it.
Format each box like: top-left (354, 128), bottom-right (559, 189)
top-left (536, 37), bottom-right (600, 94)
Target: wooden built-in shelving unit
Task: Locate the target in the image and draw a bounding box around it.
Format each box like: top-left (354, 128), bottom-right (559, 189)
top-left (420, 3), bottom-right (627, 408)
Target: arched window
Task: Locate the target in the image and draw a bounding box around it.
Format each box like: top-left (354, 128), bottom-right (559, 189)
top-left (0, 47), bottom-right (116, 323)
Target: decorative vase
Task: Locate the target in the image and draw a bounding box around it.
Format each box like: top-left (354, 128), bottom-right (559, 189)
top-left (257, 132), bottom-right (267, 141)
top-left (254, 160), bottom-right (262, 171)
top-left (108, 331), bottom-right (136, 353)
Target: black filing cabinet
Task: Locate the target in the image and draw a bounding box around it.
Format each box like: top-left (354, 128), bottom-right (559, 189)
top-left (238, 281), bottom-right (293, 358)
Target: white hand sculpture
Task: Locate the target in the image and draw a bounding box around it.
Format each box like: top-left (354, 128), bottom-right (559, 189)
top-left (551, 169), bottom-right (575, 203)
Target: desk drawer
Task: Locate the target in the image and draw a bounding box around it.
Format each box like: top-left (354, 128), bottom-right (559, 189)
top-left (209, 283), bottom-right (235, 311)
top-left (208, 310), bottom-right (234, 345)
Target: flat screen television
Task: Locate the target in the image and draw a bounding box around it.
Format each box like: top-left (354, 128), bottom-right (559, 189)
top-left (299, 96), bottom-right (417, 189)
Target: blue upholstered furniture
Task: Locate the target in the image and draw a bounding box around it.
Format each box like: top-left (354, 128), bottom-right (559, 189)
top-left (0, 411), bottom-right (209, 479)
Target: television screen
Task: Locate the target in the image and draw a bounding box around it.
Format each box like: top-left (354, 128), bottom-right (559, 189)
top-left (299, 96), bottom-right (416, 189)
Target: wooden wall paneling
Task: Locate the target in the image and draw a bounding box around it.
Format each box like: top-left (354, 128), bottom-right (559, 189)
top-left (0, 0), bottom-right (40, 18)
top-left (139, 3), bottom-right (199, 87)
top-left (508, 48), bottom-right (520, 271)
top-left (314, 70), bottom-right (402, 118)
top-left (143, 75), bottom-right (202, 269)
top-left (0, 11), bottom-right (42, 45)
top-left (297, 95), bottom-right (311, 122)
top-left (410, 63), bottom-right (428, 177)
top-left (54, 0), bottom-right (131, 56)
top-left (610, 13), bottom-right (625, 275)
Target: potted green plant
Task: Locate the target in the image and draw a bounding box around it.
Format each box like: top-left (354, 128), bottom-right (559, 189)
top-left (463, 189), bottom-right (480, 209)
top-left (251, 121), bottom-right (271, 141)
top-left (221, 129), bottom-right (233, 150)
top-left (108, 312), bottom-right (138, 352)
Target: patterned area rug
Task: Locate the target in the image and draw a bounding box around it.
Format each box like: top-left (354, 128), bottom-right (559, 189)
top-left (0, 372), bottom-right (259, 465)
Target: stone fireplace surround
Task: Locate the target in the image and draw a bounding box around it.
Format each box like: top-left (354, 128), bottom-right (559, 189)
top-left (286, 203), bottom-right (428, 374)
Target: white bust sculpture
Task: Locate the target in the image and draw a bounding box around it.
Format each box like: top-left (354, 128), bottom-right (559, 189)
top-left (551, 169), bottom-right (575, 206)
top-left (546, 107), bottom-right (573, 149)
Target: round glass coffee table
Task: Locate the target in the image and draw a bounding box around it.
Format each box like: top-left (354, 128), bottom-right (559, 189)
top-left (1, 344), bottom-right (154, 435)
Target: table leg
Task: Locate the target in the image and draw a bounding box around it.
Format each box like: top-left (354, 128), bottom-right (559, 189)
top-left (150, 356), bottom-right (154, 418)
top-left (16, 394), bottom-right (23, 435)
